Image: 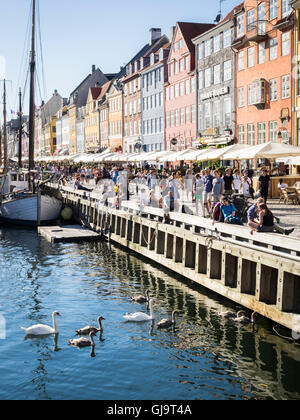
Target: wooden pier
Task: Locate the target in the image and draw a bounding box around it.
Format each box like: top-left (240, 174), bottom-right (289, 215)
top-left (38, 225), bottom-right (102, 243)
top-left (48, 184), bottom-right (300, 332)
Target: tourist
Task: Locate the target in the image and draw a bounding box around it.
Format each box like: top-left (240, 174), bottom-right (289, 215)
top-left (203, 168), bottom-right (214, 217)
top-left (278, 178), bottom-right (288, 189)
top-left (239, 175), bottom-right (252, 198)
top-left (194, 174), bottom-right (205, 217)
top-left (233, 169), bottom-right (242, 193)
top-left (249, 203), bottom-right (295, 236)
top-left (163, 190), bottom-right (175, 224)
top-left (258, 169), bottom-right (271, 203)
top-left (220, 196), bottom-right (243, 225)
top-left (223, 168), bottom-right (234, 196)
top-left (212, 170), bottom-right (225, 205)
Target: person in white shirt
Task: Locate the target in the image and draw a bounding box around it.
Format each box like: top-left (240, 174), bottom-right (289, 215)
top-left (233, 169), bottom-right (241, 193)
top-left (240, 176), bottom-right (251, 197)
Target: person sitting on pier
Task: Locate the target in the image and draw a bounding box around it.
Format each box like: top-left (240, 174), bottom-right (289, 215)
top-left (220, 196), bottom-right (243, 225)
top-left (249, 203), bottom-right (294, 236)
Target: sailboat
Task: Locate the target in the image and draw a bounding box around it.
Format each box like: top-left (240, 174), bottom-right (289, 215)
top-left (0, 0), bottom-right (62, 227)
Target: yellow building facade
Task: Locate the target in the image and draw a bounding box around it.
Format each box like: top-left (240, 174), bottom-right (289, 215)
top-left (107, 84), bottom-right (123, 152)
top-left (84, 87), bottom-right (101, 152)
top-left (68, 103), bottom-right (77, 155)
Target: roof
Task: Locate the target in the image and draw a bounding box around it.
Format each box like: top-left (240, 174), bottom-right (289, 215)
top-left (219, 2), bottom-right (244, 25)
top-left (177, 22), bottom-right (216, 53)
top-left (97, 80), bottom-right (113, 100)
top-left (90, 87), bottom-right (102, 100)
top-left (70, 68), bottom-right (110, 108)
top-left (115, 34), bottom-right (169, 80)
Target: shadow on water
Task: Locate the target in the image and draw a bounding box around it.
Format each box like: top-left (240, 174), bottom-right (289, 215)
top-left (0, 226), bottom-right (300, 400)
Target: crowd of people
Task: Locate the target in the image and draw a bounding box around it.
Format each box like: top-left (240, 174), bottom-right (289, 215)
top-left (38, 161), bottom-right (294, 236)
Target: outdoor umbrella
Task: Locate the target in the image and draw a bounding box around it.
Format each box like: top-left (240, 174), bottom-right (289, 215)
top-left (236, 143), bottom-right (300, 160)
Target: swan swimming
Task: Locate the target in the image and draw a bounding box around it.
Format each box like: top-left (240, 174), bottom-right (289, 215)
top-left (21, 311), bottom-right (61, 336)
top-left (233, 311), bottom-right (257, 324)
top-left (123, 299), bottom-right (154, 322)
top-left (157, 311), bottom-right (178, 329)
top-left (68, 331), bottom-right (97, 348)
top-left (131, 290), bottom-right (151, 304)
top-left (75, 316), bottom-right (105, 335)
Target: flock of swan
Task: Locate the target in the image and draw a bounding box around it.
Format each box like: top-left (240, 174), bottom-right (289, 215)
top-left (20, 290), bottom-right (257, 350)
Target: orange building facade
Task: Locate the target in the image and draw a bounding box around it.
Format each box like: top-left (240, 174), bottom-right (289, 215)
top-left (234, 0), bottom-right (294, 155)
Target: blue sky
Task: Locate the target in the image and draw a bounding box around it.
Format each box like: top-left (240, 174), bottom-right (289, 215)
top-left (0, 0), bottom-right (239, 114)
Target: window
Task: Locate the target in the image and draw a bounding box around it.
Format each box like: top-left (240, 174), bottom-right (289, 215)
top-left (270, 38), bottom-right (278, 61)
top-left (170, 111), bottom-right (174, 127)
top-left (213, 101), bottom-right (220, 126)
top-left (192, 105), bottom-right (196, 123)
top-left (269, 121), bottom-right (278, 142)
top-left (198, 104), bottom-right (203, 130)
top-left (186, 106), bottom-right (190, 124)
top-left (258, 42), bottom-right (265, 64)
top-left (238, 87), bottom-right (245, 107)
top-left (224, 98), bottom-right (231, 126)
top-left (204, 103), bottom-right (211, 128)
top-left (214, 35), bottom-right (221, 52)
top-left (258, 2), bottom-right (266, 35)
top-left (180, 59), bottom-right (184, 72)
top-left (247, 47), bottom-right (255, 67)
top-left (186, 79), bottom-right (191, 94)
top-left (258, 122), bottom-right (266, 144)
top-left (175, 84), bottom-right (179, 98)
top-left (248, 80), bottom-right (266, 105)
top-left (198, 43), bottom-right (203, 59)
top-left (237, 14), bottom-right (245, 38)
top-left (238, 125), bottom-right (245, 144)
top-left (191, 77), bottom-right (196, 92)
top-left (270, 78), bottom-right (278, 101)
top-left (169, 63), bottom-right (174, 77)
top-left (238, 51), bottom-right (244, 71)
top-left (282, 0), bottom-right (292, 18)
top-left (247, 9), bottom-right (255, 31)
top-left (223, 29), bottom-right (232, 48)
top-left (180, 81), bottom-right (185, 96)
top-left (282, 74), bottom-right (290, 99)
top-left (204, 39), bottom-right (211, 57)
top-left (180, 108), bottom-right (185, 125)
top-left (170, 86), bottom-right (174, 99)
top-left (205, 68), bottom-right (211, 88)
top-left (247, 124), bottom-right (255, 145)
top-left (179, 39), bottom-right (183, 49)
top-left (282, 32), bottom-right (290, 56)
top-left (223, 60), bottom-right (232, 81)
top-left (270, 0), bottom-right (278, 20)
top-left (166, 87), bottom-right (170, 102)
top-left (175, 109), bottom-right (179, 126)
top-left (175, 61), bottom-right (179, 74)
top-left (198, 72), bottom-right (203, 89)
top-left (185, 56), bottom-right (189, 70)
top-left (214, 64), bottom-right (221, 85)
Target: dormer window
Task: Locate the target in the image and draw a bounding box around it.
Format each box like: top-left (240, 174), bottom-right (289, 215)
top-left (282, 0), bottom-right (292, 18)
top-left (150, 53), bottom-right (155, 65)
top-left (236, 14), bottom-right (245, 38)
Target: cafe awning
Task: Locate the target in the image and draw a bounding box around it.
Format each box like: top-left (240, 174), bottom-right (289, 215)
top-left (236, 142), bottom-right (300, 160)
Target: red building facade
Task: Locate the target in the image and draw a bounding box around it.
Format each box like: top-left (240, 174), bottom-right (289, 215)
top-left (234, 0), bottom-right (294, 152)
top-left (165, 22), bottom-right (214, 151)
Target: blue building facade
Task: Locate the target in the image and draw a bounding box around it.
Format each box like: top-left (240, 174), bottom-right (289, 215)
top-left (141, 45), bottom-right (170, 152)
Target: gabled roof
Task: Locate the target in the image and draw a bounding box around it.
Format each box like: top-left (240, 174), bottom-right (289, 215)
top-left (115, 34), bottom-right (169, 80)
top-left (70, 68), bottom-right (110, 108)
top-left (90, 87), bottom-right (102, 100)
top-left (219, 2), bottom-right (244, 25)
top-left (98, 80), bottom-right (113, 100)
top-left (177, 22), bottom-right (216, 53)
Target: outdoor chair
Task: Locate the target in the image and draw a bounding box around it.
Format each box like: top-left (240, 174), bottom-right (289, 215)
top-left (281, 188), bottom-right (297, 205)
top-left (278, 187), bottom-right (285, 204)
top-left (296, 188), bottom-right (300, 205)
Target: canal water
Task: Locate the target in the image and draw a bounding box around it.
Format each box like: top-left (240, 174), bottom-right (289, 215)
top-left (0, 227), bottom-right (300, 400)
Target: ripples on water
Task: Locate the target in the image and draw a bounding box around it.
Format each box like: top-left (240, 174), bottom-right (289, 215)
top-left (0, 227), bottom-right (300, 400)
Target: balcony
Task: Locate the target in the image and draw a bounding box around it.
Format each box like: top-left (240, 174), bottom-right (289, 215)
top-left (246, 21), bottom-right (269, 42)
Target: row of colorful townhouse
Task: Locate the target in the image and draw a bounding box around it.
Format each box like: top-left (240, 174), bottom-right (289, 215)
top-left (33, 0), bottom-right (300, 159)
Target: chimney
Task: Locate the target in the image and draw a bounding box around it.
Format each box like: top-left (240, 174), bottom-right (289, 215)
top-left (92, 65), bottom-right (96, 73)
top-left (170, 26), bottom-right (176, 43)
top-left (149, 28), bottom-right (162, 45)
top-left (54, 89), bottom-right (58, 95)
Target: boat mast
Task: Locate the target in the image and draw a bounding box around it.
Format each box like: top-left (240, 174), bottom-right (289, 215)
top-left (3, 79), bottom-right (8, 170)
top-left (18, 88), bottom-right (23, 168)
top-left (28, 0), bottom-right (36, 186)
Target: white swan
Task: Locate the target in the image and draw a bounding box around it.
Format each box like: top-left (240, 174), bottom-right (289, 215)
top-left (123, 299), bottom-right (154, 322)
top-left (21, 311), bottom-right (61, 335)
